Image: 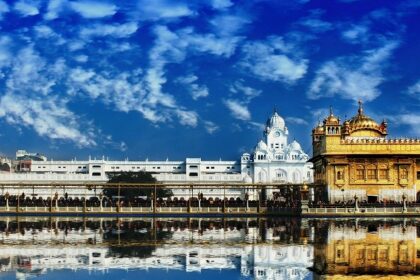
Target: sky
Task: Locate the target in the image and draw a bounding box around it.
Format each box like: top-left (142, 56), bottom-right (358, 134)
top-left (0, 0), bottom-right (418, 161)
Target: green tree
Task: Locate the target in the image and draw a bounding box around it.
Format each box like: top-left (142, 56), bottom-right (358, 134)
top-left (104, 171), bottom-right (172, 199)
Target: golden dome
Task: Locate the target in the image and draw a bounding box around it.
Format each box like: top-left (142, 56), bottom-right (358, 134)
top-left (346, 100), bottom-right (387, 137)
top-left (323, 107), bottom-right (340, 125)
top-left (313, 123), bottom-right (324, 135)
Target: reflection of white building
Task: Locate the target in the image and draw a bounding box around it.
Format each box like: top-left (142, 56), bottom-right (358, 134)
top-left (0, 220), bottom-right (314, 280)
top-left (0, 111), bottom-right (312, 199)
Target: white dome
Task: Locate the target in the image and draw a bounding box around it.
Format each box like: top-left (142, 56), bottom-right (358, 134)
top-left (267, 111), bottom-right (285, 130)
top-left (289, 140), bottom-right (302, 151)
top-left (255, 140), bottom-right (268, 151)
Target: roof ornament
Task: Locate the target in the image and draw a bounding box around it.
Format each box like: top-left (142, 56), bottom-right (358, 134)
top-left (329, 106), bottom-right (333, 116)
top-left (358, 100), bottom-right (363, 116)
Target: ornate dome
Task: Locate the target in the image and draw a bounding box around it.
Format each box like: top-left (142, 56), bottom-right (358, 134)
top-left (346, 100), bottom-right (387, 137)
top-left (255, 140), bottom-right (268, 151)
top-left (289, 140), bottom-right (302, 151)
top-left (312, 123), bottom-right (324, 134)
top-left (266, 110), bottom-right (286, 130)
top-left (323, 107), bottom-right (340, 125)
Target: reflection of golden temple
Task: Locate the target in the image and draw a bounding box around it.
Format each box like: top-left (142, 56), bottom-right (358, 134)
top-left (310, 101), bottom-right (420, 203)
top-left (313, 222), bottom-right (420, 279)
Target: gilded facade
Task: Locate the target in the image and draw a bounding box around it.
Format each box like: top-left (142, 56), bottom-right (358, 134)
top-left (310, 101), bottom-right (420, 203)
top-left (313, 222), bottom-right (420, 279)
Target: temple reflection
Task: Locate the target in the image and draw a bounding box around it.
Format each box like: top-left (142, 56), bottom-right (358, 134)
top-left (313, 219), bottom-right (420, 279)
top-left (0, 217), bottom-right (419, 279)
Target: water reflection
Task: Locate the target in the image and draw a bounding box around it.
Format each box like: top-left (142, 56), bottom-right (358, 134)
top-left (0, 217), bottom-right (419, 279)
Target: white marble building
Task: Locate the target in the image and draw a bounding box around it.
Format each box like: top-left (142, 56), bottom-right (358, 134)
top-left (0, 111), bottom-right (313, 199)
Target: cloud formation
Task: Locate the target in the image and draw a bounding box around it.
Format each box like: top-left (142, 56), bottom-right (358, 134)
top-left (308, 41), bottom-right (399, 102)
top-left (240, 36), bottom-right (308, 83)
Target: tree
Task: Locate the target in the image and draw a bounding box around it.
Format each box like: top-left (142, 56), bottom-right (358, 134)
top-left (104, 171), bottom-right (172, 199)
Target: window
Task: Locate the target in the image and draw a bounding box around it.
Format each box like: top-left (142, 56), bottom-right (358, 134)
top-left (92, 172), bottom-right (101, 176)
top-left (379, 169), bottom-right (388, 180)
top-left (401, 168), bottom-right (408, 180)
top-left (357, 249), bottom-right (364, 260)
top-left (367, 169), bottom-right (376, 180)
top-left (417, 171), bottom-right (420, 180)
top-left (190, 165), bottom-right (198, 169)
top-left (379, 249), bottom-right (388, 261)
top-left (92, 165), bottom-right (101, 168)
top-left (356, 167), bottom-right (364, 180)
top-left (189, 172), bottom-right (198, 177)
top-left (337, 171), bottom-right (343, 180)
top-left (367, 249), bottom-right (377, 261)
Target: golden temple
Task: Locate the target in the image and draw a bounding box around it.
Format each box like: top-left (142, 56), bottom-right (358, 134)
top-left (310, 101), bottom-right (420, 203)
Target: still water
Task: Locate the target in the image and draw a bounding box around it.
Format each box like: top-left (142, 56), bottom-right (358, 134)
top-left (0, 217), bottom-right (419, 279)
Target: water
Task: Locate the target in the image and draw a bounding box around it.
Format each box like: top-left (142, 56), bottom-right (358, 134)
top-left (0, 217), bottom-right (419, 279)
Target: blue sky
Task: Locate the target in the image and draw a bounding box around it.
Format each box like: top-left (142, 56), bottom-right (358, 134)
top-left (0, 0), bottom-right (418, 160)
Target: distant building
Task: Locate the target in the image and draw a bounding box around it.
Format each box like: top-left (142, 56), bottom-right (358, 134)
top-left (16, 150), bottom-right (47, 161)
top-left (0, 111), bottom-right (313, 199)
top-left (310, 101), bottom-right (420, 203)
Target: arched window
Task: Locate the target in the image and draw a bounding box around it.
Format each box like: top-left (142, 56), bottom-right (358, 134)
top-left (356, 165), bottom-right (364, 180)
top-left (401, 167), bottom-right (408, 180)
top-left (367, 165), bottom-right (376, 180)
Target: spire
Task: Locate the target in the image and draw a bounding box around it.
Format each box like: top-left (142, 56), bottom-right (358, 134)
top-left (358, 100), bottom-right (363, 116)
top-left (329, 106), bottom-right (333, 116)
top-left (273, 106), bottom-right (277, 114)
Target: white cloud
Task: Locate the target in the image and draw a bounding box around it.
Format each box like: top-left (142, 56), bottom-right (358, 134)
top-left (175, 109), bottom-right (198, 127)
top-left (80, 22), bottom-right (138, 39)
top-left (240, 36), bottom-right (308, 83)
top-left (342, 24), bottom-right (369, 43)
top-left (68, 40), bottom-right (85, 51)
top-left (286, 117), bottom-right (308, 125)
top-left (135, 0), bottom-right (193, 21)
top-left (44, 0), bottom-right (67, 20)
top-left (0, 45), bottom-right (98, 147)
top-left (229, 81), bottom-right (261, 101)
top-left (388, 114), bottom-right (420, 135)
top-left (407, 80), bottom-right (420, 99)
top-left (308, 40), bottom-right (399, 101)
top-left (0, 1), bottom-right (9, 20)
top-left (225, 81), bottom-right (260, 122)
top-left (210, 14), bottom-right (249, 37)
top-left (74, 54), bottom-right (88, 63)
top-left (178, 27), bottom-right (242, 57)
top-left (299, 18), bottom-right (333, 32)
top-left (0, 36), bottom-right (12, 68)
top-left (14, 0), bottom-right (39, 17)
top-left (175, 75), bottom-right (209, 100)
top-left (210, 0), bottom-right (233, 10)
top-left (0, 94), bottom-right (96, 147)
top-left (70, 1), bottom-right (117, 18)
top-left (224, 99), bottom-right (251, 121)
top-left (204, 121), bottom-right (219, 134)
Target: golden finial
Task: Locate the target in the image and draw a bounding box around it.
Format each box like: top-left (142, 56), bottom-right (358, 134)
top-left (329, 106), bottom-right (333, 116)
top-left (358, 100), bottom-right (363, 115)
